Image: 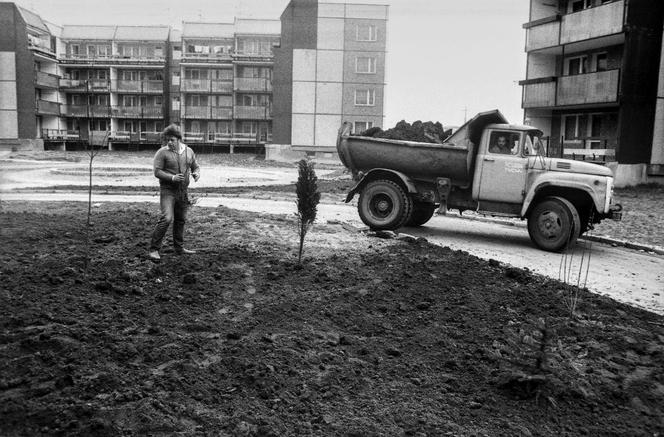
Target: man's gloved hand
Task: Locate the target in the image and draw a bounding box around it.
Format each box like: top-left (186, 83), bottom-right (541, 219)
top-left (171, 173), bottom-right (185, 183)
top-left (192, 172), bottom-right (200, 182)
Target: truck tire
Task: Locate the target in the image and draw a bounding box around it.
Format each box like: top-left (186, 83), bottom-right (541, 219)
top-left (358, 179), bottom-right (413, 230)
top-left (527, 196), bottom-right (580, 252)
top-left (405, 202), bottom-right (436, 227)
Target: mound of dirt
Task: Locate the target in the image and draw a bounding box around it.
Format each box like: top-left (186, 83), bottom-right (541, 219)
top-left (359, 120), bottom-right (452, 143)
top-left (1, 201), bottom-right (663, 436)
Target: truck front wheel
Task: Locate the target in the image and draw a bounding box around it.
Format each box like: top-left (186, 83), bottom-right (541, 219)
top-left (527, 197), bottom-right (580, 252)
top-left (358, 179), bottom-right (413, 230)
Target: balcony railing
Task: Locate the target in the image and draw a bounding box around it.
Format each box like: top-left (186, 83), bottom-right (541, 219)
top-left (182, 106), bottom-right (210, 118)
top-left (181, 79), bottom-right (233, 93)
top-left (182, 52), bottom-right (232, 61)
top-left (36, 100), bottom-right (61, 116)
top-left (522, 80), bottom-right (557, 108)
top-left (63, 105), bottom-right (113, 117)
top-left (61, 53), bottom-right (165, 63)
top-left (521, 69), bottom-right (620, 108)
top-left (525, 20), bottom-right (560, 52)
top-left (35, 71), bottom-right (60, 89)
top-left (28, 35), bottom-right (54, 56)
top-left (561, 0), bottom-right (625, 45)
top-left (210, 107), bottom-right (233, 119)
top-left (234, 77), bottom-right (272, 92)
top-left (59, 79), bottom-right (111, 92)
top-left (181, 79), bottom-right (210, 92)
top-left (109, 131), bottom-right (163, 142)
top-left (182, 132), bottom-right (272, 144)
top-left (113, 106), bottom-right (163, 118)
top-left (557, 69), bottom-right (620, 106)
top-left (113, 80), bottom-right (163, 93)
top-left (41, 129), bottom-right (80, 140)
top-left (233, 105), bottom-right (272, 120)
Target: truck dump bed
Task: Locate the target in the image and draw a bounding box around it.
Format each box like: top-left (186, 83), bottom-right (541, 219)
top-left (336, 110), bottom-right (507, 187)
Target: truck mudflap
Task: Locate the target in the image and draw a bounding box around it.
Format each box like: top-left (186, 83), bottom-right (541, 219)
top-left (599, 203), bottom-right (623, 221)
top-left (608, 203), bottom-right (623, 220)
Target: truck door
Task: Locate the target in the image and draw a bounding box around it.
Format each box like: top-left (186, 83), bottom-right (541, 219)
top-left (477, 130), bottom-right (528, 204)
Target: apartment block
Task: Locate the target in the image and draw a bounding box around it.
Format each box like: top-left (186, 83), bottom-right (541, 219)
top-left (520, 0), bottom-right (664, 184)
top-left (0, 0), bottom-right (387, 154)
top-left (273, 0), bottom-right (388, 154)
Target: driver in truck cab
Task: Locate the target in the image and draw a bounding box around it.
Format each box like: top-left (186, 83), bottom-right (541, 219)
top-left (489, 134), bottom-right (514, 154)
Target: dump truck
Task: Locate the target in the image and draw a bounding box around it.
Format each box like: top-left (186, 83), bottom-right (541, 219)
top-left (337, 110), bottom-right (622, 252)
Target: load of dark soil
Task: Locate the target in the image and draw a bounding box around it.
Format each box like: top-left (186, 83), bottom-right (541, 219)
top-left (1, 201), bottom-right (663, 436)
top-left (358, 120), bottom-right (452, 143)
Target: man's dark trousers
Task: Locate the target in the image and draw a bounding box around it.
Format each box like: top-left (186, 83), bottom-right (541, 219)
top-left (149, 188), bottom-right (187, 252)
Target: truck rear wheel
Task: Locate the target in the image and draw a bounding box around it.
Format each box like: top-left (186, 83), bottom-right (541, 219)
top-left (358, 179), bottom-right (413, 230)
top-left (527, 196), bottom-right (580, 252)
top-left (405, 202), bottom-right (436, 227)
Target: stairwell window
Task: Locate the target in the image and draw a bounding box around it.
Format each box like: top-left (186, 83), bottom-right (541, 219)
top-left (356, 24), bottom-right (377, 42)
top-left (356, 57), bottom-right (377, 74)
top-left (354, 89), bottom-right (375, 106)
top-left (354, 121), bottom-right (373, 134)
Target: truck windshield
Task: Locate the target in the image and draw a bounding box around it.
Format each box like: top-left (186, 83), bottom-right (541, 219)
top-left (524, 132), bottom-right (545, 156)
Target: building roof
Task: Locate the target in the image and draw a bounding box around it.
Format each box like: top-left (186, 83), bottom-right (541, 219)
top-left (169, 29), bottom-right (182, 42)
top-left (182, 22), bottom-right (234, 39)
top-left (61, 25), bottom-right (116, 40)
top-left (234, 18), bottom-right (280, 35)
top-left (18, 7), bottom-right (49, 34)
top-left (114, 26), bottom-right (170, 41)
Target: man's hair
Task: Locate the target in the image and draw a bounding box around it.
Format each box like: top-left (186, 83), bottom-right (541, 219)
top-left (162, 124), bottom-right (182, 140)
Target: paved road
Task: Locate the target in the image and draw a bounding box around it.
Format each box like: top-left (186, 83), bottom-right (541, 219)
top-left (2, 192), bottom-right (662, 315)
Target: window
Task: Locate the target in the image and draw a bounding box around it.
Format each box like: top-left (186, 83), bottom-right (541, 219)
top-left (241, 121), bottom-right (258, 134)
top-left (356, 57), bottom-right (377, 74)
top-left (563, 114), bottom-right (589, 140)
top-left (354, 89), bottom-right (375, 106)
top-left (154, 96), bottom-right (162, 106)
top-left (594, 52), bottom-right (608, 72)
top-left (566, 56), bottom-right (587, 75)
top-left (97, 45), bottom-right (110, 57)
top-left (70, 44), bottom-right (79, 56)
top-left (123, 96), bottom-right (137, 107)
top-left (190, 121), bottom-right (200, 133)
top-left (569, 0), bottom-right (592, 13)
top-left (172, 97), bottom-right (180, 110)
top-left (124, 120), bottom-right (136, 132)
top-left (488, 131), bottom-right (520, 155)
top-left (354, 121), bottom-right (373, 134)
top-left (356, 24), bottom-right (378, 41)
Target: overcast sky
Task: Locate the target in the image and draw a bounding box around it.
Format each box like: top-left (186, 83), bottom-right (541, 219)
top-left (15, 0), bottom-right (528, 128)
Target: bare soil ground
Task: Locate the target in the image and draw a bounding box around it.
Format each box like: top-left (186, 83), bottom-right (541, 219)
top-left (1, 201), bottom-right (663, 436)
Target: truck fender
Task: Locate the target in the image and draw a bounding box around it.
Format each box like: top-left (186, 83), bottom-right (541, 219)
top-left (521, 181), bottom-right (601, 218)
top-left (345, 168), bottom-right (418, 203)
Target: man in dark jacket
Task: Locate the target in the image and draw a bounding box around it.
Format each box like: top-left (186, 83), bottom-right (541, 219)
top-left (148, 124), bottom-right (200, 261)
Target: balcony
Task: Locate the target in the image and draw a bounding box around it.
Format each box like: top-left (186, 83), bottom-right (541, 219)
top-left (234, 77), bottom-right (272, 92)
top-left (561, 0), bottom-right (625, 45)
top-left (525, 19), bottom-right (560, 52)
top-left (59, 79), bottom-right (110, 93)
top-left (63, 105), bottom-right (112, 118)
top-left (113, 80), bottom-right (164, 93)
top-left (522, 69), bottom-right (620, 108)
top-left (522, 80), bottom-right (557, 108)
top-left (35, 71), bottom-right (59, 89)
top-left (182, 106), bottom-right (210, 118)
top-left (41, 129), bottom-right (80, 141)
top-left (182, 52), bottom-right (232, 62)
top-left (234, 105), bottom-right (272, 120)
top-left (557, 69), bottom-right (620, 106)
top-left (181, 79), bottom-right (210, 92)
top-left (36, 100), bottom-right (60, 116)
top-left (113, 106), bottom-right (163, 119)
top-left (210, 107), bottom-right (233, 119)
top-left (60, 54), bottom-right (165, 64)
top-left (211, 80), bottom-right (233, 93)
top-left (28, 35), bottom-right (54, 57)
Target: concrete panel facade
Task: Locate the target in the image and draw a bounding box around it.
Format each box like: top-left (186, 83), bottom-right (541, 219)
top-left (318, 3), bottom-right (345, 18)
top-left (292, 49), bottom-right (317, 81)
top-left (315, 82), bottom-right (342, 114)
top-left (314, 114), bottom-right (341, 146)
top-left (343, 51), bottom-right (385, 84)
top-left (292, 81), bottom-right (316, 114)
top-left (317, 18), bottom-right (344, 50)
top-left (0, 111), bottom-right (19, 139)
top-left (316, 50), bottom-right (343, 82)
top-left (291, 113), bottom-right (314, 145)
